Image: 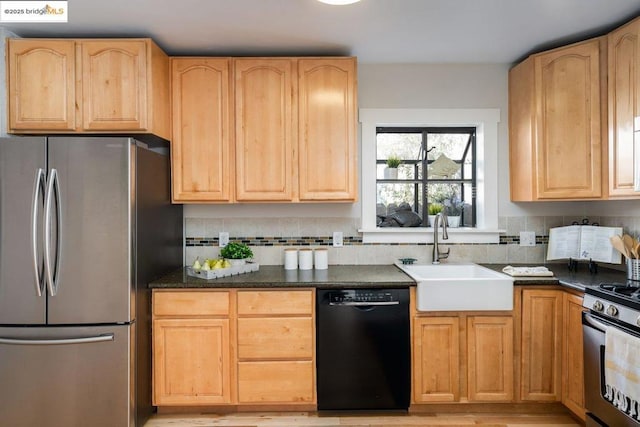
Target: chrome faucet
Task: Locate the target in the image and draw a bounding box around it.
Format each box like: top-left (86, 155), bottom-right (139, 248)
top-left (432, 212), bottom-right (450, 264)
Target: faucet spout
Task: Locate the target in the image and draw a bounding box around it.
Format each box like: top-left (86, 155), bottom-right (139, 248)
top-left (432, 212), bottom-right (450, 264)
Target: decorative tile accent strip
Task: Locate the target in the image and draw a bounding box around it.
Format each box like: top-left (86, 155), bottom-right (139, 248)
top-left (185, 235), bottom-right (548, 247)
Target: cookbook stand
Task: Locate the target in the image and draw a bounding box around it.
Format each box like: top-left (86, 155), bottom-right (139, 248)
top-left (567, 258), bottom-right (598, 275)
top-left (566, 218), bottom-right (599, 275)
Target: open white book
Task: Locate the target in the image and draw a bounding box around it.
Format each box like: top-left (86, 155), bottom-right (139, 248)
top-left (546, 225), bottom-right (623, 264)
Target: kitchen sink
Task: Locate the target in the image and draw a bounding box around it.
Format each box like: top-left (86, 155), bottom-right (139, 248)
top-left (396, 262), bottom-right (514, 311)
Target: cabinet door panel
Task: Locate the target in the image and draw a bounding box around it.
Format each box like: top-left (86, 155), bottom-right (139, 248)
top-left (153, 290), bottom-right (230, 317)
top-left (467, 316), bottom-right (514, 402)
top-left (562, 293), bottom-right (586, 419)
top-left (153, 318), bottom-right (231, 405)
top-left (238, 317), bottom-right (313, 360)
top-left (534, 40), bottom-right (603, 199)
top-left (608, 20), bottom-right (640, 198)
top-left (298, 58), bottom-right (357, 201)
top-left (521, 289), bottom-right (563, 401)
top-left (81, 40), bottom-right (147, 131)
top-left (238, 361), bottom-right (314, 403)
top-left (8, 39), bottom-right (76, 131)
top-left (235, 59), bottom-right (294, 201)
top-left (413, 317), bottom-right (459, 402)
top-left (237, 289), bottom-right (313, 315)
top-left (171, 58), bottom-right (232, 202)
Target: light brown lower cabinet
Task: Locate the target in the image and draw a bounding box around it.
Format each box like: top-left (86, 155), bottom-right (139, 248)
top-left (520, 289), bottom-right (563, 401)
top-left (237, 361), bottom-right (315, 404)
top-left (467, 316), bottom-right (514, 402)
top-left (562, 293), bottom-right (586, 420)
top-left (152, 288), bottom-right (315, 407)
top-left (413, 316), bottom-right (461, 402)
top-left (153, 317), bottom-right (232, 405)
top-left (153, 286), bottom-right (584, 414)
top-left (236, 289), bottom-right (316, 404)
top-left (411, 290), bottom-right (514, 404)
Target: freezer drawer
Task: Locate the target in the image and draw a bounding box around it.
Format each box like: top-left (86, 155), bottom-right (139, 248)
top-left (0, 324), bottom-right (133, 427)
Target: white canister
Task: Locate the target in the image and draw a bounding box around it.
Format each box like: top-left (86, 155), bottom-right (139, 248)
top-left (298, 248), bottom-right (313, 270)
top-left (284, 248), bottom-right (298, 270)
top-left (314, 248), bottom-right (328, 270)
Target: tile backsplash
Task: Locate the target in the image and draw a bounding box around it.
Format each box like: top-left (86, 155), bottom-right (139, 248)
top-left (184, 215), bottom-right (639, 269)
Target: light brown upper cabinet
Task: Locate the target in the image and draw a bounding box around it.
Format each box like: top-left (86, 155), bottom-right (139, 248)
top-left (234, 58), bottom-right (296, 201)
top-left (171, 58), bottom-right (233, 202)
top-left (234, 57), bottom-right (358, 202)
top-left (7, 39), bottom-right (76, 131)
top-left (509, 38), bottom-right (606, 201)
top-left (170, 56), bottom-right (357, 203)
top-left (608, 17), bottom-right (640, 198)
top-left (298, 58), bottom-right (357, 201)
top-left (7, 38), bottom-right (170, 140)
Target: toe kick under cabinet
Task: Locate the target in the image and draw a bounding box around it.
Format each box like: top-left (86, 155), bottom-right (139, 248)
top-left (152, 288), bottom-right (316, 408)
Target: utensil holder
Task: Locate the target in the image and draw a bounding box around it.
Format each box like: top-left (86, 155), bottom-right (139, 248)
top-left (627, 258), bottom-right (640, 281)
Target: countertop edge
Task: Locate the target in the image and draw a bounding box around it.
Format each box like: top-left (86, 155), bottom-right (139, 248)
top-left (149, 263), bottom-right (626, 292)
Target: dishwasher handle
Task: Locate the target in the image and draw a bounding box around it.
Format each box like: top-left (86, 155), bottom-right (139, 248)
top-left (329, 301), bottom-right (400, 307)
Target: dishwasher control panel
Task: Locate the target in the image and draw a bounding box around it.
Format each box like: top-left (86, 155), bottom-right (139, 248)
top-left (328, 289), bottom-right (398, 305)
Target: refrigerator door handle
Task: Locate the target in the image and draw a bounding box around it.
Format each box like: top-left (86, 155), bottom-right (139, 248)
top-left (0, 334), bottom-right (114, 346)
top-left (44, 168), bottom-right (61, 297)
top-left (31, 168), bottom-right (46, 297)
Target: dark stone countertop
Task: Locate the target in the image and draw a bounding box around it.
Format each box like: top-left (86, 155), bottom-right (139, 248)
top-left (149, 264), bottom-right (414, 289)
top-left (149, 263), bottom-right (628, 292)
top-left (482, 263), bottom-right (628, 292)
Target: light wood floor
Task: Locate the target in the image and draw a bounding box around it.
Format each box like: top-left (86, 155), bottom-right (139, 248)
top-left (144, 412), bottom-right (582, 427)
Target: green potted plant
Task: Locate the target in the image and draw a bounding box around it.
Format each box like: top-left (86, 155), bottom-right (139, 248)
top-left (220, 241), bottom-right (254, 266)
top-left (427, 203), bottom-right (443, 227)
top-left (384, 154), bottom-right (402, 179)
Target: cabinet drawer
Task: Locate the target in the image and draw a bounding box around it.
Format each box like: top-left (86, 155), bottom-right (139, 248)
top-left (238, 361), bottom-right (315, 403)
top-left (153, 291), bottom-right (229, 317)
top-left (237, 290), bottom-right (313, 315)
top-left (238, 317), bottom-right (313, 360)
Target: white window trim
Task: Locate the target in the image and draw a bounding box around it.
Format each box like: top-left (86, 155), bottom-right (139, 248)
top-left (359, 108), bottom-right (503, 244)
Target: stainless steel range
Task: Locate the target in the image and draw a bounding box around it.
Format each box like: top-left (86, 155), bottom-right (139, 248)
top-left (583, 282), bottom-right (640, 427)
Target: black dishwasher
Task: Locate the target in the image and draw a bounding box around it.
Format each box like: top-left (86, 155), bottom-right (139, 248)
top-left (316, 288), bottom-right (410, 411)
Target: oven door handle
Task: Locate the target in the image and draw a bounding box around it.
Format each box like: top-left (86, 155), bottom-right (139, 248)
top-left (584, 313), bottom-right (609, 333)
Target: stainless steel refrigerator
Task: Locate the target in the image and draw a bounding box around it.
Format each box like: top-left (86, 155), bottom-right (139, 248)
top-left (0, 136), bottom-right (183, 427)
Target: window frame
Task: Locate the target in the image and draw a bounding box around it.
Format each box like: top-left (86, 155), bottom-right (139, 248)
top-left (359, 108), bottom-right (502, 244)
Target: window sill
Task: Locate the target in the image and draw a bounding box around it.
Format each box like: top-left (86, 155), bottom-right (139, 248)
top-left (359, 228), bottom-right (505, 244)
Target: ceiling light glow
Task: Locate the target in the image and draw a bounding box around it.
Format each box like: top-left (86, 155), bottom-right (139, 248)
top-left (317, 0), bottom-right (361, 5)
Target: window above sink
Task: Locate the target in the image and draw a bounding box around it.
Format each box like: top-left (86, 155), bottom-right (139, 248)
top-left (359, 108), bottom-right (503, 244)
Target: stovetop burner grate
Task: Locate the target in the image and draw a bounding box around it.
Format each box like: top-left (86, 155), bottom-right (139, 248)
top-left (598, 282), bottom-right (640, 300)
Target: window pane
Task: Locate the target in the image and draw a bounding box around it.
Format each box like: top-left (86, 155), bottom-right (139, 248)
top-left (376, 183), bottom-right (424, 227)
top-left (375, 127), bottom-right (476, 228)
top-left (426, 133), bottom-right (468, 159)
top-left (377, 133), bottom-right (422, 161)
top-left (426, 133), bottom-right (469, 179)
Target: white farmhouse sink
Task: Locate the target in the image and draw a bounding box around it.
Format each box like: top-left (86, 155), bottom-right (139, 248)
top-left (397, 263), bottom-right (514, 311)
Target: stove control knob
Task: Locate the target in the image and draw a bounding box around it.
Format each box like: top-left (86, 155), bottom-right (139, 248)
top-left (606, 305), bottom-right (619, 317)
top-left (592, 300), bottom-right (604, 312)
top-left (637, 317), bottom-right (640, 327)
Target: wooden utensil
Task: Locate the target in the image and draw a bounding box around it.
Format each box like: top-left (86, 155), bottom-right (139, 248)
top-left (623, 234), bottom-right (637, 258)
top-left (610, 235), bottom-right (630, 259)
top-left (632, 240), bottom-right (640, 259)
